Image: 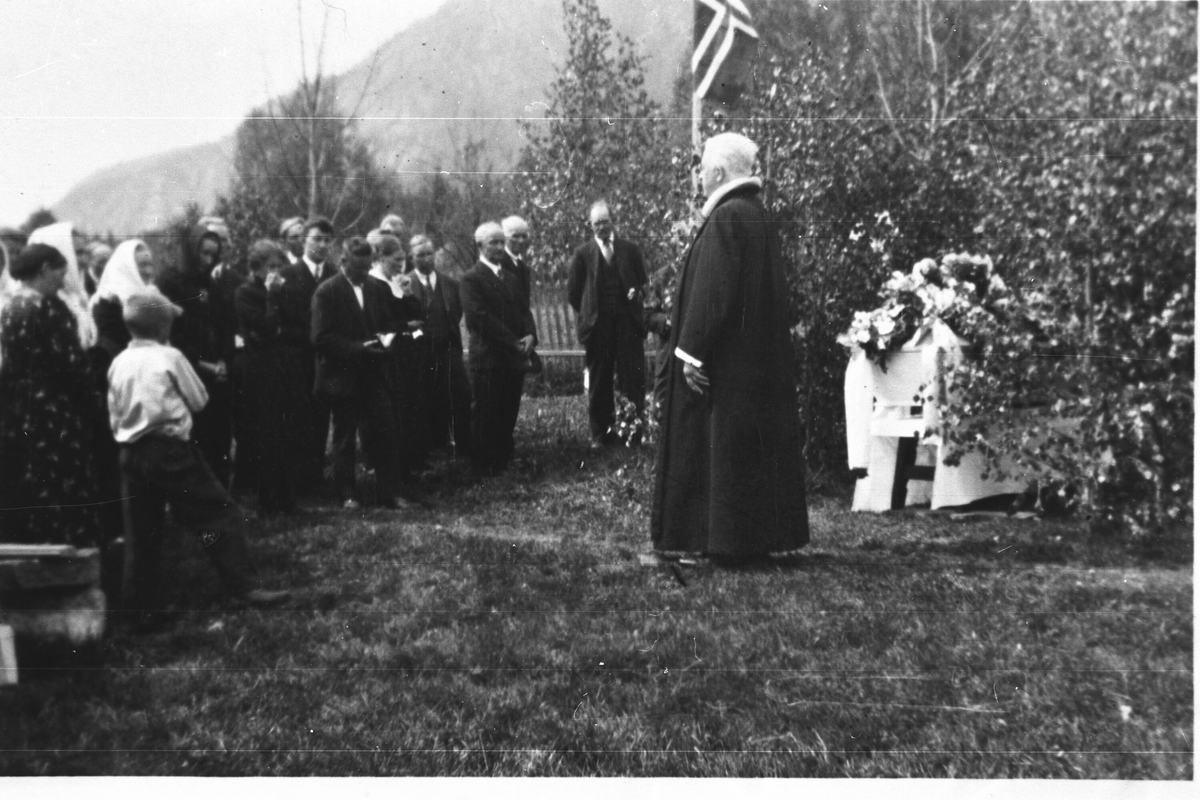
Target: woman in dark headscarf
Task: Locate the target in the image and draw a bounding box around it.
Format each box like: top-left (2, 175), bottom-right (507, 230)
top-left (0, 244), bottom-right (102, 546)
top-left (156, 224), bottom-right (237, 486)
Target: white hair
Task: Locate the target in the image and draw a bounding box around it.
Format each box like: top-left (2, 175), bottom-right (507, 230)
top-left (501, 215), bottom-right (529, 235)
top-left (474, 221), bottom-right (504, 244)
top-left (588, 200), bottom-right (611, 222)
top-left (703, 132), bottom-right (758, 179)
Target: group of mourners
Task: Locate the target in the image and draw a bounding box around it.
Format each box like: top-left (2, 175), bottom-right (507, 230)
top-left (0, 209), bottom-right (553, 627)
top-left (0, 131), bottom-right (812, 633)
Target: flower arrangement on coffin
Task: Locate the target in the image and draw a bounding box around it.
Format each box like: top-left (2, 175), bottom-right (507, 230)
top-left (837, 252), bottom-right (1011, 366)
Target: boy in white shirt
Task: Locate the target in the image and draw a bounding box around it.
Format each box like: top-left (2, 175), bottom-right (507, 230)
top-left (108, 290), bottom-right (289, 631)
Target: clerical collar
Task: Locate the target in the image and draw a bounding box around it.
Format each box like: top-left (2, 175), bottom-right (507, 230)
top-left (480, 256), bottom-right (503, 276)
top-left (701, 176), bottom-right (763, 219)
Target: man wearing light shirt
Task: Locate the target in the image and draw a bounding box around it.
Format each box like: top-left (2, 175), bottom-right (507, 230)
top-left (110, 289), bottom-right (289, 630)
top-left (278, 217), bottom-right (337, 493)
top-left (567, 200), bottom-right (648, 448)
top-left (651, 132), bottom-right (809, 564)
top-left (410, 234), bottom-right (472, 460)
top-left (460, 222), bottom-right (535, 476)
top-left (501, 216), bottom-right (537, 331)
top-left (311, 237), bottom-right (408, 509)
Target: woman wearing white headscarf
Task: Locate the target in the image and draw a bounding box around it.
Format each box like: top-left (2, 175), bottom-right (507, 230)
top-left (90, 239), bottom-right (156, 359)
top-left (84, 239), bottom-right (159, 552)
top-left (26, 222), bottom-right (98, 350)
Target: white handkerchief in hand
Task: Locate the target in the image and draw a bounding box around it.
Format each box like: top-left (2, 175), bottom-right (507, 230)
top-left (377, 333), bottom-right (396, 348)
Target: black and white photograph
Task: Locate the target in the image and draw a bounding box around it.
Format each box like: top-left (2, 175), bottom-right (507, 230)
top-left (0, 0), bottom-right (1193, 784)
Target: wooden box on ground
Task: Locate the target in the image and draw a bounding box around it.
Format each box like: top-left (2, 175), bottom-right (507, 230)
top-left (0, 545), bottom-right (106, 684)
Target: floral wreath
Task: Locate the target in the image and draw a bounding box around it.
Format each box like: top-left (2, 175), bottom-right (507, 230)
top-left (838, 252), bottom-right (1010, 363)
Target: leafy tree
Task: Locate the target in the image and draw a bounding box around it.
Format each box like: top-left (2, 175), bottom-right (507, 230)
top-left (939, 2), bottom-right (1196, 537)
top-left (735, 0), bottom-right (1194, 535)
top-left (516, 0), bottom-right (690, 284)
top-left (216, 5), bottom-right (398, 260)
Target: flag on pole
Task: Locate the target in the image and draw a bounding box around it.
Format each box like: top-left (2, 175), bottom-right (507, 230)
top-left (693, 0), bottom-right (760, 104)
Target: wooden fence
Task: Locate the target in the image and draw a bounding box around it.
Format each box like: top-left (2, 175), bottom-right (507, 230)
top-left (531, 283), bottom-right (582, 357)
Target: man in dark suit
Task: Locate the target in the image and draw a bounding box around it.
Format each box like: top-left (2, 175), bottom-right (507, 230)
top-left (460, 222), bottom-right (536, 476)
top-left (311, 237), bottom-right (407, 509)
top-left (279, 217), bottom-right (338, 493)
top-left (567, 200), bottom-right (649, 447)
top-left (501, 216), bottom-right (536, 320)
top-left (410, 234), bottom-right (473, 460)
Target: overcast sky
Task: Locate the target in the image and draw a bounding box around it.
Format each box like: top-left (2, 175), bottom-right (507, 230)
top-left (0, 0), bottom-right (448, 227)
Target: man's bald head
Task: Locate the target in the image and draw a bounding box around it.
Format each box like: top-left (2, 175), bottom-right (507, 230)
top-left (588, 201), bottom-right (614, 243)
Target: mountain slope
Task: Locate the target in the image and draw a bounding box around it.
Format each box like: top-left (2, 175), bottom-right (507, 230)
top-left (54, 0), bottom-right (691, 234)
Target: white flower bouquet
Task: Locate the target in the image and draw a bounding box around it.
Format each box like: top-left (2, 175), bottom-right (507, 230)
top-left (838, 252), bottom-right (1009, 364)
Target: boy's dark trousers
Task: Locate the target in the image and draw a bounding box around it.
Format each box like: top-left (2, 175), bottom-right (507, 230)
top-left (119, 434), bottom-right (257, 614)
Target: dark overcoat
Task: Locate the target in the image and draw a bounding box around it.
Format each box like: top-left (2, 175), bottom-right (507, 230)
top-left (650, 183), bottom-right (809, 556)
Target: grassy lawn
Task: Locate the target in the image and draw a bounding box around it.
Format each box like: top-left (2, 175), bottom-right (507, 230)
top-left (0, 396), bottom-right (1191, 777)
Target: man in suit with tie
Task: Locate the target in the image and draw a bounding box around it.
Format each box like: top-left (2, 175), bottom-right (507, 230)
top-left (501, 215), bottom-right (540, 394)
top-left (312, 237), bottom-right (407, 509)
top-left (501, 216), bottom-right (536, 318)
top-left (567, 200), bottom-right (649, 448)
top-left (460, 222), bottom-right (536, 476)
top-left (279, 216), bottom-right (338, 494)
top-left (410, 234), bottom-right (472, 460)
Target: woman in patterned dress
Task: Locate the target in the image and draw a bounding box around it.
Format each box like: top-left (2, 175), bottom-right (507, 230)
top-left (0, 243), bottom-right (102, 547)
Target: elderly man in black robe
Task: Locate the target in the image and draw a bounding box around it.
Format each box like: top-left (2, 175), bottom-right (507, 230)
top-left (651, 132), bottom-right (809, 563)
